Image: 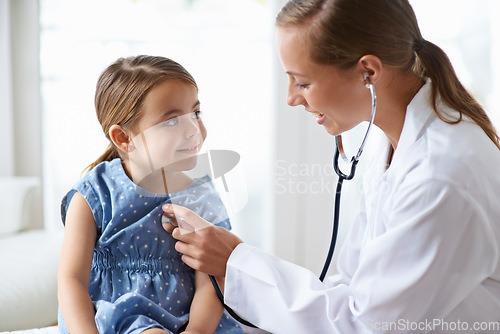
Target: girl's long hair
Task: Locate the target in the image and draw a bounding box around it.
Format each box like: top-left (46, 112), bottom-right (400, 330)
top-left (276, 0), bottom-right (500, 149)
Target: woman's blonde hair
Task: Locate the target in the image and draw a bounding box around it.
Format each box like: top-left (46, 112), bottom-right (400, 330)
top-left (276, 0), bottom-right (500, 149)
top-left (85, 55), bottom-right (198, 173)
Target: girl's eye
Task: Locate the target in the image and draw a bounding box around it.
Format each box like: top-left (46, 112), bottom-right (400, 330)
top-left (162, 117), bottom-right (178, 126)
top-left (295, 82), bottom-right (309, 89)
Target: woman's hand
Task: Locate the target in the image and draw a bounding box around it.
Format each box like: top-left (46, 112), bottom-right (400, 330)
top-left (162, 204), bottom-right (243, 277)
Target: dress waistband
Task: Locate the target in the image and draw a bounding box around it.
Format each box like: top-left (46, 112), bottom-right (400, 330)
top-left (92, 250), bottom-right (192, 274)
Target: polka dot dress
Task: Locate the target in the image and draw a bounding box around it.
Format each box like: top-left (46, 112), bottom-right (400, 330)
top-left (58, 158), bottom-right (243, 334)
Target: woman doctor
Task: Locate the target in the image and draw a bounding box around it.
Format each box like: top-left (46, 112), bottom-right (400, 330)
top-left (164, 0), bottom-right (500, 332)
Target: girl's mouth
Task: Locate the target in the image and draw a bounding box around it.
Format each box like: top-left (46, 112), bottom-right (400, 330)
top-left (177, 145), bottom-right (198, 154)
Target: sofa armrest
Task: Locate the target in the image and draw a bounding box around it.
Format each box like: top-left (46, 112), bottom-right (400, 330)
top-left (0, 230), bottom-right (63, 331)
top-left (0, 177), bottom-right (40, 234)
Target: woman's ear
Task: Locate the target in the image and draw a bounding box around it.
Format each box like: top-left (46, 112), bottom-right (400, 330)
top-left (358, 55), bottom-right (383, 84)
top-left (109, 125), bottom-right (133, 154)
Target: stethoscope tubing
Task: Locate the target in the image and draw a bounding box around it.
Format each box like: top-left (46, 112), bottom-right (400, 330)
top-left (208, 275), bottom-right (257, 328)
top-left (209, 75), bottom-right (377, 329)
top-left (319, 146), bottom-right (359, 282)
top-left (320, 77), bottom-right (376, 281)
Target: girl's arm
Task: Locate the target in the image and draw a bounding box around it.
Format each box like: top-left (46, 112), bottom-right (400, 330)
top-left (184, 271), bottom-right (224, 334)
top-left (58, 191), bottom-right (99, 334)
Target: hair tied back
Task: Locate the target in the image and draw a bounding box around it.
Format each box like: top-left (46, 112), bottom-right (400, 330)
top-left (415, 40), bottom-right (425, 53)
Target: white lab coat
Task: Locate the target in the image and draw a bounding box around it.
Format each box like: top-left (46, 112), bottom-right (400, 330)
top-left (224, 81), bottom-right (500, 333)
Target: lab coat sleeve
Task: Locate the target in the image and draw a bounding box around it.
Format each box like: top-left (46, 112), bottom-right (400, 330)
top-left (224, 242), bottom-right (370, 334)
top-left (223, 179), bottom-right (498, 333)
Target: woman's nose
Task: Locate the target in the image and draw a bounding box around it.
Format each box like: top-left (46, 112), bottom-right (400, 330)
top-left (287, 84), bottom-right (305, 107)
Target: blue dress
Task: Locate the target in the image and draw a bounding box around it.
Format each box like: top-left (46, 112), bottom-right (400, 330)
top-left (58, 158), bottom-right (243, 334)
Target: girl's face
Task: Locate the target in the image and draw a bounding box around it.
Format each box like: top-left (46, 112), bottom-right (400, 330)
top-left (127, 79), bottom-right (206, 181)
top-left (276, 27), bottom-right (371, 136)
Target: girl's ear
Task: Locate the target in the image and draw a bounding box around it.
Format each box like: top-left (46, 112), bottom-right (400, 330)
top-left (109, 125), bottom-right (133, 154)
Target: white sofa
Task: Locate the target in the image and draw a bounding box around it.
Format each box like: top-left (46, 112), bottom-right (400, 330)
top-left (0, 177), bottom-right (63, 332)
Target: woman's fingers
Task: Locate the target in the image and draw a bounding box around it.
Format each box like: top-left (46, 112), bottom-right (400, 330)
top-left (162, 203), bottom-right (212, 233)
top-left (173, 236), bottom-right (210, 273)
top-left (161, 203), bottom-right (243, 277)
top-left (174, 224), bottom-right (243, 277)
top-left (162, 222), bottom-right (176, 234)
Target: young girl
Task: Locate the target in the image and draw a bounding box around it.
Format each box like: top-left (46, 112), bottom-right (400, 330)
top-left (57, 55), bottom-right (243, 334)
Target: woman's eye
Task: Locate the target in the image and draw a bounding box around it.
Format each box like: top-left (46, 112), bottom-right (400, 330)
top-left (296, 82), bottom-right (309, 89)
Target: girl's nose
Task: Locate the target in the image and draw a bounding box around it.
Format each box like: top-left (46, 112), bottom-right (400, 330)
top-left (183, 114), bottom-right (201, 138)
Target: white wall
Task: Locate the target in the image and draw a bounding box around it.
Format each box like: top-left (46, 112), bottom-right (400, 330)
top-left (11, 0), bottom-right (42, 179)
top-left (488, 0), bottom-right (500, 129)
top-left (0, 0), bottom-right (15, 177)
top-left (1, 0), bottom-right (43, 229)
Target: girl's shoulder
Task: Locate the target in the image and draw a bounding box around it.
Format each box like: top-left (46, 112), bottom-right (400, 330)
top-left (80, 158), bottom-right (125, 187)
top-left (61, 158), bottom-right (125, 225)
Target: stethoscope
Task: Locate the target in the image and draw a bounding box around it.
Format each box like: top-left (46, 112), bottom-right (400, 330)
top-left (209, 72), bottom-right (377, 329)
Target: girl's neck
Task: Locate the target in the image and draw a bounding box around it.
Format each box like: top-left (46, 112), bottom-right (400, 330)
top-left (122, 160), bottom-right (194, 194)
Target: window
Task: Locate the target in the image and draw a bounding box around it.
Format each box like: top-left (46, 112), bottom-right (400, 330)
top-left (411, 0), bottom-right (499, 127)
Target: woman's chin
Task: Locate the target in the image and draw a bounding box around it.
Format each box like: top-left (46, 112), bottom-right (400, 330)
top-left (323, 123), bottom-right (342, 137)
top-left (321, 118), bottom-right (351, 137)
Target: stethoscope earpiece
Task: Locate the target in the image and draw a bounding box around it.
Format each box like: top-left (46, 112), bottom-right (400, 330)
top-left (363, 71), bottom-right (370, 82)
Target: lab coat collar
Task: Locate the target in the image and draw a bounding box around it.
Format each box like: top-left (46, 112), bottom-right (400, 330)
top-left (390, 79), bottom-right (435, 166)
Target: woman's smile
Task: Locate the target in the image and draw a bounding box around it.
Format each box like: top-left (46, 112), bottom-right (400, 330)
top-left (306, 109), bottom-right (326, 125)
